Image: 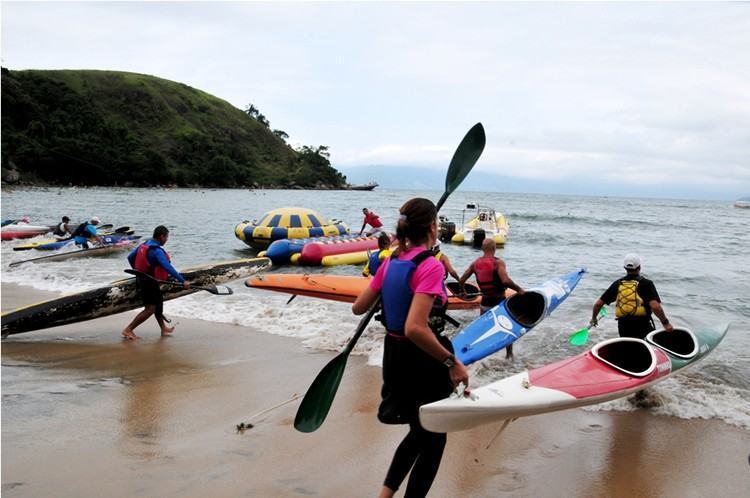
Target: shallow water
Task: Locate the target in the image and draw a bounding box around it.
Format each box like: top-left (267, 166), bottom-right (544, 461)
top-left (2, 186), bottom-right (749, 428)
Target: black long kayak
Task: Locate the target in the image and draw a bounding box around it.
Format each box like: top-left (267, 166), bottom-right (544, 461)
top-left (1, 257), bottom-right (271, 336)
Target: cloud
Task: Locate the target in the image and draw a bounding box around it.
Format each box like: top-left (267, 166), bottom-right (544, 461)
top-left (2, 1), bottom-right (749, 197)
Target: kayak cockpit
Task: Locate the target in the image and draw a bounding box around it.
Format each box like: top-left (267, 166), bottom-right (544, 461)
top-left (646, 327), bottom-right (698, 359)
top-left (591, 338), bottom-right (657, 377)
top-left (506, 291), bottom-right (546, 328)
top-left (445, 282), bottom-right (481, 302)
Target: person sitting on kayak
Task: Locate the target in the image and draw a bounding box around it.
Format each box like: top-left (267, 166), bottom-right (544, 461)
top-left (72, 217), bottom-right (103, 248)
top-left (122, 225), bottom-right (189, 340)
top-left (359, 207), bottom-right (384, 236)
top-left (53, 216), bottom-right (72, 237)
top-left (353, 197), bottom-right (468, 498)
top-left (362, 232), bottom-right (393, 277)
top-left (591, 253), bottom-right (674, 339)
top-left (459, 238), bottom-right (525, 359)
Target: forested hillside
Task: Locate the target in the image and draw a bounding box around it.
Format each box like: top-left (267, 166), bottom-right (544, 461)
top-left (1, 68), bottom-right (346, 188)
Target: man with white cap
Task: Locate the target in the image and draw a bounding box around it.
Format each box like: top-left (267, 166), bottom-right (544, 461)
top-left (591, 253), bottom-right (673, 339)
top-left (72, 216), bottom-right (103, 248)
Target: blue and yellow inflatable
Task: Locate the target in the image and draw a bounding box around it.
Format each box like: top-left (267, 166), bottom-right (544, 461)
top-left (235, 207), bottom-right (348, 250)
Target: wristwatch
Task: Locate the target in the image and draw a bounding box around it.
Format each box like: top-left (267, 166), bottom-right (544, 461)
top-left (442, 353), bottom-right (456, 368)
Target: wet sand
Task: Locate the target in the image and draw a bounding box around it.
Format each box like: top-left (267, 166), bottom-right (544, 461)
top-left (2, 282), bottom-right (749, 497)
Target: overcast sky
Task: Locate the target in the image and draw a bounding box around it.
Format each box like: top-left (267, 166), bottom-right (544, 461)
top-left (2, 1), bottom-right (749, 199)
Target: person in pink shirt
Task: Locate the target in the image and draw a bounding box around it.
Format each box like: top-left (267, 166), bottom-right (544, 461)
top-left (353, 197), bottom-right (469, 498)
top-left (359, 207), bottom-right (384, 236)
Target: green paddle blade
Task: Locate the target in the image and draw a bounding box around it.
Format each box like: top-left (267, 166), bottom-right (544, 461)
top-left (436, 123), bottom-right (486, 211)
top-left (568, 307), bottom-right (608, 346)
top-left (569, 327), bottom-right (590, 346)
top-left (294, 354), bottom-right (349, 432)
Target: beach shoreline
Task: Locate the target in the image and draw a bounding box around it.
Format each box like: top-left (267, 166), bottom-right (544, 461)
top-left (2, 282), bottom-right (749, 497)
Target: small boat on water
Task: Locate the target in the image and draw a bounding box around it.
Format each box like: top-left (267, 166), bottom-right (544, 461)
top-left (734, 197), bottom-right (750, 208)
top-left (348, 181), bottom-right (378, 191)
top-left (441, 203), bottom-right (509, 248)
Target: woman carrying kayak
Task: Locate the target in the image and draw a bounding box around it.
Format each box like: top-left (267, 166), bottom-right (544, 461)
top-left (353, 197), bottom-right (469, 498)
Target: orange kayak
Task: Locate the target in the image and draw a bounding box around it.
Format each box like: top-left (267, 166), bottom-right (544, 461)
top-left (245, 274), bottom-right (484, 310)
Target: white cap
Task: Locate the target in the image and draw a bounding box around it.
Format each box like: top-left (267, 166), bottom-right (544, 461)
top-left (623, 253), bottom-right (641, 270)
top-left (90, 216), bottom-right (101, 224)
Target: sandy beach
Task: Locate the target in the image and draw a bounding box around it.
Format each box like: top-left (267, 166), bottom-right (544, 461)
top-left (2, 282), bottom-right (749, 497)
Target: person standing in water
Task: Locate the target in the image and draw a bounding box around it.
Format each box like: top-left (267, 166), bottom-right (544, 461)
top-left (122, 225), bottom-right (189, 340)
top-left (431, 241), bottom-right (461, 282)
top-left (353, 198), bottom-right (468, 498)
top-left (591, 253), bottom-right (673, 338)
top-left (459, 238), bottom-right (525, 358)
top-left (359, 207), bottom-right (384, 236)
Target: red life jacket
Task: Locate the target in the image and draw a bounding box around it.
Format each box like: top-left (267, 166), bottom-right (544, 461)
top-left (133, 243), bottom-right (171, 281)
top-left (474, 255), bottom-right (505, 299)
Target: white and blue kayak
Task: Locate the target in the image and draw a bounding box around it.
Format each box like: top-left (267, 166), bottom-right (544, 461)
top-left (453, 268), bottom-right (586, 364)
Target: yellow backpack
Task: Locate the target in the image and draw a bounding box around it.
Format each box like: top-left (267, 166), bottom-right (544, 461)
top-left (615, 279), bottom-right (647, 318)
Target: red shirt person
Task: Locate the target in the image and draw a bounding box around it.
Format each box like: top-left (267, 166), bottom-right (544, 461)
top-left (359, 208), bottom-right (384, 236)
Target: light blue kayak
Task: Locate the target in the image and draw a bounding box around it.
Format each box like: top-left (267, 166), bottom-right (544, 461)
top-left (453, 268), bottom-right (586, 364)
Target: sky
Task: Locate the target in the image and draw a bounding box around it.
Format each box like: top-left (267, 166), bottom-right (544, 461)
top-left (2, 1), bottom-right (749, 200)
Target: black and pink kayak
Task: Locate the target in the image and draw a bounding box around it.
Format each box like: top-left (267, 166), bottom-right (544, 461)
top-left (420, 325), bottom-right (728, 432)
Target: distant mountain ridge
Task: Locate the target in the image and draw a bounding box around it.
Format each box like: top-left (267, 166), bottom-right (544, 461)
top-left (338, 165), bottom-right (734, 200)
top-left (1, 68), bottom-right (346, 188)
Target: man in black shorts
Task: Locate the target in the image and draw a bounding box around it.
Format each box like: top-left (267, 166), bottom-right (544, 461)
top-left (122, 226), bottom-right (189, 340)
top-left (591, 253), bottom-right (674, 339)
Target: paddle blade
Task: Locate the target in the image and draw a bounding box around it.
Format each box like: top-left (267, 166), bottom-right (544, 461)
top-left (437, 122), bottom-right (486, 211)
top-left (569, 327), bottom-right (590, 346)
top-left (294, 354), bottom-right (349, 433)
top-left (200, 285), bottom-right (233, 296)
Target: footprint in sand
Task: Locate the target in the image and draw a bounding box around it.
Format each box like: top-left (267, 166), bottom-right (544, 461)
top-left (579, 423), bottom-right (604, 433)
top-left (487, 466), bottom-right (526, 492)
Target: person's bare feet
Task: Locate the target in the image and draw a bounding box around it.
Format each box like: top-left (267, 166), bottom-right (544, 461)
top-left (122, 328), bottom-right (139, 340)
top-left (161, 325), bottom-right (175, 337)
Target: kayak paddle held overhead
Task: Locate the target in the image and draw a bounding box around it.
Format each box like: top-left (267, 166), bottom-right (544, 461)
top-left (293, 123), bottom-right (487, 433)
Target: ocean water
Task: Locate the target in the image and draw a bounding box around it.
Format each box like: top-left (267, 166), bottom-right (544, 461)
top-left (2, 186), bottom-right (749, 428)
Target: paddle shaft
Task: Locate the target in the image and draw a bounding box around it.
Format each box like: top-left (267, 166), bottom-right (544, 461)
top-left (124, 269), bottom-right (232, 295)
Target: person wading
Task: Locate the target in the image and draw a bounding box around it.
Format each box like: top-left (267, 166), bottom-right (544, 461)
top-left (459, 238), bottom-right (524, 358)
top-left (591, 253), bottom-right (674, 338)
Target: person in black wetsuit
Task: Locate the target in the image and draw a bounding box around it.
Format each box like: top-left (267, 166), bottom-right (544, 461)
top-left (591, 253), bottom-right (674, 338)
top-left (353, 198), bottom-right (469, 498)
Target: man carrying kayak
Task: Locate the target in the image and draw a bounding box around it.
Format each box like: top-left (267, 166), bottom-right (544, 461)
top-left (459, 238), bottom-right (525, 358)
top-left (359, 207), bottom-right (384, 236)
top-left (122, 225), bottom-right (189, 340)
top-left (591, 253), bottom-right (673, 338)
top-left (72, 216), bottom-right (103, 248)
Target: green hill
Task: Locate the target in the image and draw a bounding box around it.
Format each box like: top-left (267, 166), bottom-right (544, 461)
top-left (1, 68), bottom-right (347, 188)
